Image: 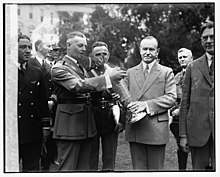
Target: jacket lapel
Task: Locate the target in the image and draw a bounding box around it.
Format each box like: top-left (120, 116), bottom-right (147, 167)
top-left (134, 64), bottom-right (145, 90)
top-left (197, 54), bottom-right (212, 87)
top-left (138, 62), bottom-right (161, 99)
top-left (63, 56), bottom-right (85, 78)
top-left (18, 63), bottom-right (33, 92)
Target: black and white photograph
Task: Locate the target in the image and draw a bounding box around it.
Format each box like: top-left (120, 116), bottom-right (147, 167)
top-left (2, 0), bottom-right (218, 175)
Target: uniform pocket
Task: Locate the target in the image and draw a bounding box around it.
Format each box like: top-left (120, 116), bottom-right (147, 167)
top-left (59, 104), bottom-right (84, 114)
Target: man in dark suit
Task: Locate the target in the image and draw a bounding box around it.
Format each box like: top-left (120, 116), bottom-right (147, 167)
top-left (169, 48), bottom-right (193, 170)
top-left (179, 21), bottom-right (215, 171)
top-left (124, 36), bottom-right (176, 170)
top-left (29, 39), bottom-right (58, 170)
top-left (51, 31), bottom-right (126, 171)
top-left (17, 35), bottom-right (50, 172)
top-left (88, 41), bottom-right (125, 171)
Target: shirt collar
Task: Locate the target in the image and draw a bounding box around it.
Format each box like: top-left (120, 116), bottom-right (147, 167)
top-left (17, 62), bottom-right (27, 70)
top-left (142, 60), bottom-right (156, 73)
top-left (65, 55), bottom-right (78, 65)
top-left (36, 56), bottom-right (44, 65)
top-left (206, 52), bottom-right (214, 66)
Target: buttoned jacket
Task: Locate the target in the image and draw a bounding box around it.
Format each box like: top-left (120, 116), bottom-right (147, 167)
top-left (179, 54), bottom-right (214, 146)
top-left (18, 62), bottom-right (49, 144)
top-left (51, 55), bottom-right (109, 140)
top-left (124, 61), bottom-right (176, 145)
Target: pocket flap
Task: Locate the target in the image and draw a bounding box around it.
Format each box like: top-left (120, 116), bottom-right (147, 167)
top-left (60, 104), bottom-right (84, 114)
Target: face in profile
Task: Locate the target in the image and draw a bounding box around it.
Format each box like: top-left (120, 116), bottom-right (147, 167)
top-left (178, 51), bottom-right (192, 69)
top-left (18, 38), bottom-right (32, 64)
top-left (92, 46), bottom-right (109, 66)
top-left (140, 38), bottom-right (159, 64)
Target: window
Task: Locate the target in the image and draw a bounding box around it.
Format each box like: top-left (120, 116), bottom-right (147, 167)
top-left (51, 12), bottom-right (53, 24)
top-left (29, 12), bottom-right (33, 19)
top-left (40, 9), bottom-right (44, 22)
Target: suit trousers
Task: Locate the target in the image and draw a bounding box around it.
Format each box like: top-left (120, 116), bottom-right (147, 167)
top-left (129, 142), bottom-right (166, 171)
top-left (56, 138), bottom-right (93, 171)
top-left (19, 140), bottom-right (42, 172)
top-left (90, 133), bottom-right (118, 171)
top-left (190, 134), bottom-right (215, 171)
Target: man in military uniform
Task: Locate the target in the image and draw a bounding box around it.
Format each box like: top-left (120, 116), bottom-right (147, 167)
top-left (87, 41), bottom-right (125, 171)
top-left (169, 48), bottom-right (193, 170)
top-left (51, 31), bottom-right (126, 171)
top-left (17, 35), bottom-right (50, 172)
top-left (29, 39), bottom-right (58, 170)
top-left (46, 44), bottom-right (61, 65)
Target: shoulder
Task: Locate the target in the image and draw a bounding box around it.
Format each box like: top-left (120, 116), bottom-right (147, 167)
top-left (127, 63), bottom-right (141, 73)
top-left (189, 54), bottom-right (206, 66)
top-left (157, 63), bottom-right (173, 73)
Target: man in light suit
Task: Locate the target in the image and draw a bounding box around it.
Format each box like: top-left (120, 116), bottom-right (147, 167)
top-left (124, 36), bottom-right (176, 170)
top-left (51, 31), bottom-right (126, 171)
top-left (179, 21), bottom-right (215, 171)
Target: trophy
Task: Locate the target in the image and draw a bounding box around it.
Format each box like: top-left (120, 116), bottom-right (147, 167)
top-left (113, 79), bottom-right (147, 124)
top-left (104, 64), bottom-right (147, 124)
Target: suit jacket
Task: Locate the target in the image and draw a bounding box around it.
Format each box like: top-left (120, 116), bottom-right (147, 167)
top-left (179, 54), bottom-right (214, 147)
top-left (29, 57), bottom-right (55, 100)
top-left (18, 62), bottom-right (49, 144)
top-left (124, 61), bottom-right (176, 145)
top-left (51, 55), bottom-right (109, 140)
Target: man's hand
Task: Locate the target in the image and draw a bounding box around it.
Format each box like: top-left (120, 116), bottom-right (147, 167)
top-left (171, 108), bottom-right (180, 117)
top-left (127, 101), bottom-right (146, 114)
top-left (111, 93), bottom-right (120, 100)
top-left (115, 122), bottom-right (124, 133)
top-left (108, 68), bottom-right (127, 83)
top-left (180, 137), bottom-right (190, 153)
top-left (48, 100), bottom-right (55, 111)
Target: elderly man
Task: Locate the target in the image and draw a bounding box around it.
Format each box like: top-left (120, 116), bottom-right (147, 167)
top-left (51, 31), bottom-right (126, 171)
top-left (169, 48), bottom-right (193, 170)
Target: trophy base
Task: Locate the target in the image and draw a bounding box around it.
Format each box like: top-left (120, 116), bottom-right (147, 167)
top-left (128, 112), bottom-right (147, 124)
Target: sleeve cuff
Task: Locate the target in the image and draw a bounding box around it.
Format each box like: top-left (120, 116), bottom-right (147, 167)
top-left (145, 101), bottom-right (150, 115)
top-left (41, 117), bottom-right (51, 128)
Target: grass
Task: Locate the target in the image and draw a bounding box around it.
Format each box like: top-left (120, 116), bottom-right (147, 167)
top-left (98, 130), bottom-right (192, 171)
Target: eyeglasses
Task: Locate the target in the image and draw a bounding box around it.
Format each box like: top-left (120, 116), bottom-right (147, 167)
top-left (178, 56), bottom-right (187, 59)
top-left (201, 35), bottom-right (214, 41)
top-left (94, 52), bottom-right (108, 57)
top-left (19, 45), bottom-right (32, 50)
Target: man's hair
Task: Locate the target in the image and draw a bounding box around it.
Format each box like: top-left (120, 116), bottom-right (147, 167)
top-left (200, 21), bottom-right (214, 35)
top-left (18, 34), bottom-right (30, 42)
top-left (67, 31), bottom-right (86, 40)
top-left (140, 35), bottom-right (159, 48)
top-left (178, 48), bottom-right (193, 58)
top-left (92, 41), bottom-right (108, 49)
top-left (34, 39), bottom-right (43, 51)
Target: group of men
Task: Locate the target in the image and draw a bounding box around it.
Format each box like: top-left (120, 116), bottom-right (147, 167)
top-left (16, 21), bottom-right (214, 172)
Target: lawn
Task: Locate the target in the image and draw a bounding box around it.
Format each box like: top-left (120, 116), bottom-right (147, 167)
top-left (99, 130), bottom-right (192, 171)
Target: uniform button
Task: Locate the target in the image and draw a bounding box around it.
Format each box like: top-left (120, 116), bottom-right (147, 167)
top-left (30, 91), bottom-right (33, 94)
top-left (49, 87), bottom-right (52, 90)
top-left (30, 115), bottom-right (34, 118)
top-left (49, 79), bottom-right (51, 82)
top-left (30, 102), bottom-right (34, 106)
top-left (18, 103), bottom-right (21, 106)
top-left (19, 92), bottom-right (21, 95)
top-left (18, 115), bottom-right (21, 118)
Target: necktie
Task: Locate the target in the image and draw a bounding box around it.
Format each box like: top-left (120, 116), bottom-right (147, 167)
top-left (209, 56), bottom-right (214, 83)
top-left (144, 64), bottom-right (149, 79)
top-left (19, 63), bottom-right (26, 74)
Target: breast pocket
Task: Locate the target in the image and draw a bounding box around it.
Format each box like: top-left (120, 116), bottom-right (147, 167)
top-left (60, 104), bottom-right (84, 115)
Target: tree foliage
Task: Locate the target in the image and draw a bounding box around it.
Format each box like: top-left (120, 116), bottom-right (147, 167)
top-left (57, 3), bottom-right (214, 73)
